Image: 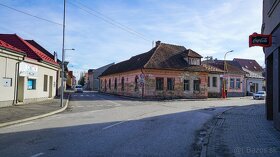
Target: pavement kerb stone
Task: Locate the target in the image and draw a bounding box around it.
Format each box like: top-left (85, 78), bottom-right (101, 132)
top-left (0, 94), bottom-right (70, 128)
top-left (199, 106), bottom-right (235, 157)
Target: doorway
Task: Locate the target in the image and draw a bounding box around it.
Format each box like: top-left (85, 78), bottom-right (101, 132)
top-left (49, 76), bottom-right (53, 98)
top-left (17, 76), bottom-right (24, 102)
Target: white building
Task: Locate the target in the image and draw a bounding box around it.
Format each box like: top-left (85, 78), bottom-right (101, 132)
top-left (0, 34), bottom-right (60, 107)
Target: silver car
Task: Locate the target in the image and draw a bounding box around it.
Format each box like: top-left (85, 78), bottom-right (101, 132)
top-left (253, 91), bottom-right (266, 100)
top-left (74, 85), bottom-right (83, 93)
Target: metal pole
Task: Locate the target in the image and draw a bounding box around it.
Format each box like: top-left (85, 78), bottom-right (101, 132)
top-left (223, 50), bottom-right (233, 98)
top-left (61, 0), bottom-right (66, 107)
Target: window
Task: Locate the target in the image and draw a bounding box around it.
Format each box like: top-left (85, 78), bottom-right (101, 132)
top-left (236, 78), bottom-right (241, 89)
top-left (121, 77), bottom-right (124, 91)
top-left (135, 76), bottom-right (139, 91)
top-left (27, 79), bottom-right (36, 90)
top-left (193, 80), bottom-right (200, 91)
top-left (208, 77), bottom-right (210, 87)
top-left (213, 77), bottom-right (217, 87)
top-left (230, 78), bottom-right (235, 89)
top-left (188, 58), bottom-right (200, 65)
top-left (156, 77), bottom-right (164, 90)
top-left (167, 78), bottom-right (175, 90)
top-left (105, 79), bottom-right (107, 91)
top-left (114, 78), bottom-right (117, 90)
top-left (184, 80), bottom-right (190, 91)
top-left (109, 79), bottom-right (111, 90)
top-left (43, 75), bottom-right (48, 91)
top-left (100, 80), bottom-right (103, 89)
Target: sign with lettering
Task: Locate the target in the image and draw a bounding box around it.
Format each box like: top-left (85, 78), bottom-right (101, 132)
top-left (249, 33), bottom-right (272, 47)
top-left (19, 62), bottom-right (38, 78)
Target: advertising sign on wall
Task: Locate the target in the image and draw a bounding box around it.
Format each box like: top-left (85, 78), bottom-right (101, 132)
top-left (19, 62), bottom-right (38, 78)
top-left (249, 32), bottom-right (272, 47)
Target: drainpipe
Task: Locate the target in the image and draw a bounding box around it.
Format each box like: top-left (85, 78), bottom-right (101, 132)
top-left (140, 68), bottom-right (145, 99)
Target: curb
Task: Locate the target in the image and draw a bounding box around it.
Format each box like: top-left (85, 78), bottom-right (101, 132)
top-left (199, 106), bottom-right (235, 157)
top-left (0, 94), bottom-right (70, 128)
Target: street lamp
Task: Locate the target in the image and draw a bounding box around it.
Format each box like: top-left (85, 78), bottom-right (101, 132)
top-left (60, 49), bottom-right (74, 107)
top-left (222, 50), bottom-right (234, 99)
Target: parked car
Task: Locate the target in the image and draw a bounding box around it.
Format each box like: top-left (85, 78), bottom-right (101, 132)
top-left (253, 91), bottom-right (266, 100)
top-left (74, 85), bottom-right (83, 93)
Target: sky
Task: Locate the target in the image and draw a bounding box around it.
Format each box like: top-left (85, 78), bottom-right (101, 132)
top-left (0, 0), bottom-right (264, 78)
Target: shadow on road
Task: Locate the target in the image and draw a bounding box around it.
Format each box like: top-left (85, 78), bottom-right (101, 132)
top-left (0, 103), bottom-right (271, 157)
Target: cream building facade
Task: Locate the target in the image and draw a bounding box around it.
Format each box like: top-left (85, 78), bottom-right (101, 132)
top-left (0, 34), bottom-right (60, 107)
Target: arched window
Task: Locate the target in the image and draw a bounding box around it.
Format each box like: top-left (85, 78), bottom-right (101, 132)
top-left (135, 75), bottom-right (139, 91)
top-left (105, 79), bottom-right (107, 91)
top-left (121, 77), bottom-right (124, 91)
top-left (109, 79), bottom-right (111, 90)
top-left (114, 78), bottom-right (117, 90)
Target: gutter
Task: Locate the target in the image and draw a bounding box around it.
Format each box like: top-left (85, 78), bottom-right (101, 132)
top-left (140, 68), bottom-right (145, 99)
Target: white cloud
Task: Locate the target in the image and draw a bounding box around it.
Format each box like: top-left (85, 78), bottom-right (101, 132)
top-left (0, 0), bottom-right (264, 77)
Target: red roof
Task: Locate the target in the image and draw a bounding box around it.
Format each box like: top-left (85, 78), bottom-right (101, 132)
top-left (0, 34), bottom-right (58, 66)
top-left (0, 39), bottom-right (25, 54)
top-left (233, 58), bottom-right (263, 72)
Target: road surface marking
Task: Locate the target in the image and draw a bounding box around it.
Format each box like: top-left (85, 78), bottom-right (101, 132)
top-left (80, 95), bottom-right (84, 97)
top-left (30, 152), bottom-right (44, 157)
top-left (102, 121), bottom-right (128, 130)
top-left (14, 122), bottom-right (34, 127)
top-left (97, 97), bottom-right (122, 106)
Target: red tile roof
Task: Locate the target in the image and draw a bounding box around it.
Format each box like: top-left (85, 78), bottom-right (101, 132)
top-left (0, 34), bottom-right (59, 66)
top-left (233, 58), bottom-right (263, 72)
top-left (0, 39), bottom-right (25, 54)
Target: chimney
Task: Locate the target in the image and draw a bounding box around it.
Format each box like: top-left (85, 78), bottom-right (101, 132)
top-left (155, 40), bottom-right (161, 47)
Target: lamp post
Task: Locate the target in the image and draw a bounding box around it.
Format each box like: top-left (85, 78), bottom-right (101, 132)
top-left (60, 0), bottom-right (66, 107)
top-left (222, 50), bottom-right (234, 99)
top-left (60, 49), bottom-right (74, 107)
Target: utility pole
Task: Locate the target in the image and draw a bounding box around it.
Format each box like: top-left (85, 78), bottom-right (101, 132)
top-left (222, 50), bottom-right (234, 99)
top-left (61, 0), bottom-right (66, 107)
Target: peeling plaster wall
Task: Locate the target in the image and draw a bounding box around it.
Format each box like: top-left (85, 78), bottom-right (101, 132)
top-left (100, 69), bottom-right (208, 99)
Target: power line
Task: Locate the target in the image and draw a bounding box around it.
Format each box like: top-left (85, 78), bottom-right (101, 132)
top-left (0, 3), bottom-right (62, 26)
top-left (73, 1), bottom-right (151, 41)
top-left (68, 1), bottom-right (152, 42)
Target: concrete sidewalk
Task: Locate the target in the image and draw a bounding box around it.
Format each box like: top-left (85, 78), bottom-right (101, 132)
top-left (193, 103), bottom-right (280, 157)
top-left (0, 96), bottom-right (69, 128)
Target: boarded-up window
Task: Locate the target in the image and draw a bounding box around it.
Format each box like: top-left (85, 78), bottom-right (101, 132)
top-left (208, 77), bottom-right (210, 87)
top-left (156, 77), bottom-right (164, 90)
top-left (43, 75), bottom-right (48, 91)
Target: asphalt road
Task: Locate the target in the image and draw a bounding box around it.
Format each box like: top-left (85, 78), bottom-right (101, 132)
top-left (0, 91), bottom-right (264, 157)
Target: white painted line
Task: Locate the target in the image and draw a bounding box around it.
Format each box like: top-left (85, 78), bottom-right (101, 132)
top-left (80, 95), bottom-right (84, 97)
top-left (15, 121), bottom-right (34, 127)
top-left (30, 152), bottom-right (44, 157)
top-left (86, 95), bottom-right (90, 96)
top-left (102, 121), bottom-right (127, 130)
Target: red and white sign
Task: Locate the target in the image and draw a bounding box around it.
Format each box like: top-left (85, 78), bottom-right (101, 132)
top-left (249, 32), bottom-right (272, 47)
